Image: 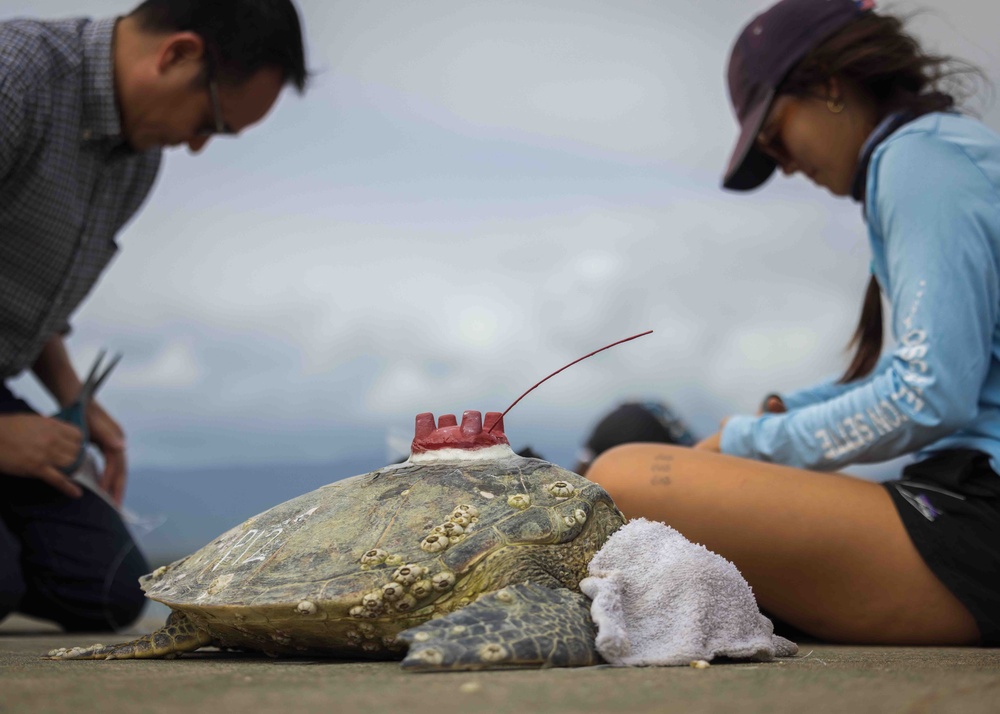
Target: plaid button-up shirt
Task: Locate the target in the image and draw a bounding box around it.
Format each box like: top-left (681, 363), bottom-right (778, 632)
top-left (0, 16), bottom-right (161, 379)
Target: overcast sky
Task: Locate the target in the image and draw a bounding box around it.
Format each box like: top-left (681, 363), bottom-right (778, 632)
top-left (5, 0), bottom-right (1000, 472)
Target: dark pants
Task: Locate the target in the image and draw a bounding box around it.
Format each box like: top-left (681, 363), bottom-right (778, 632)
top-left (0, 383), bottom-right (148, 631)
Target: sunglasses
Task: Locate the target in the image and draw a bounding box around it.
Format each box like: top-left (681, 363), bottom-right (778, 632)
top-left (756, 98), bottom-right (798, 165)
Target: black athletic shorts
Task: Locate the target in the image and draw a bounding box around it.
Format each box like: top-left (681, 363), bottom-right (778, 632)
top-left (884, 449), bottom-right (1000, 646)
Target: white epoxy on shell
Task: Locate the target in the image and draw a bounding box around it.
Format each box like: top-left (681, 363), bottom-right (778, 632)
top-left (408, 444), bottom-right (516, 464)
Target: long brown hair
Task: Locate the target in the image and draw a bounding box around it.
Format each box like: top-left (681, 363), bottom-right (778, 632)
top-left (777, 12), bottom-right (984, 382)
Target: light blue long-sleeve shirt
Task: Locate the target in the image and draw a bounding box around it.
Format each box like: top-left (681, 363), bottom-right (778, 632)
top-left (721, 113), bottom-right (1000, 473)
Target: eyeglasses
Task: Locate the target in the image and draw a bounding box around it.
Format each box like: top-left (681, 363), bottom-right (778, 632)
top-left (197, 76), bottom-right (235, 138)
top-left (207, 79), bottom-right (235, 136)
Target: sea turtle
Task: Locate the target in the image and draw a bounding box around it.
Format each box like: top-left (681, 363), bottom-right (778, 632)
top-left (48, 410), bottom-right (626, 670)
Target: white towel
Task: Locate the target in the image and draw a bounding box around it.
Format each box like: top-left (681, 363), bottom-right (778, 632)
top-left (579, 518), bottom-right (798, 666)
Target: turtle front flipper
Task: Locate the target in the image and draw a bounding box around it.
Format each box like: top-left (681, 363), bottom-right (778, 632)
top-left (46, 610), bottom-right (213, 660)
top-left (398, 583), bottom-right (602, 671)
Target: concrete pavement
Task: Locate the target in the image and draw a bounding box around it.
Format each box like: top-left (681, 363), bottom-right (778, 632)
top-left (2, 614), bottom-right (998, 714)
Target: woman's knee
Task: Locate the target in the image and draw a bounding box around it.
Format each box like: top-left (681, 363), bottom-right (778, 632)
top-left (587, 443), bottom-right (681, 514)
top-left (587, 443), bottom-right (753, 526)
top-left (587, 443), bottom-right (640, 496)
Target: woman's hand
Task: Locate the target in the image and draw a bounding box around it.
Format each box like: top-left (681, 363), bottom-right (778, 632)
top-left (86, 400), bottom-right (127, 506)
top-left (695, 397), bottom-right (786, 453)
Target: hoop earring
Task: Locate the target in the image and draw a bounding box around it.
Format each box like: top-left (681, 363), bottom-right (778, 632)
top-left (827, 97), bottom-right (845, 114)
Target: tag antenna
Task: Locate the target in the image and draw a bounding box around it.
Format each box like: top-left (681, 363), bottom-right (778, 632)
top-left (489, 330), bottom-right (653, 433)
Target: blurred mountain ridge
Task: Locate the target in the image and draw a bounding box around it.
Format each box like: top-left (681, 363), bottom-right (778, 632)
top-left (128, 454), bottom-right (386, 565)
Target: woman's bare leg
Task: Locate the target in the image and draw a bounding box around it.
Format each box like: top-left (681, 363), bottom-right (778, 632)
top-left (586, 443), bottom-right (980, 645)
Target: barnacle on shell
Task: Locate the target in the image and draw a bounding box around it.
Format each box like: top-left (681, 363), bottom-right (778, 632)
top-left (362, 592), bottom-right (384, 614)
top-left (393, 564), bottom-right (428, 585)
top-left (394, 594), bottom-right (418, 612)
top-left (295, 600), bottom-right (317, 615)
top-left (411, 579), bottom-right (433, 598)
top-left (360, 548), bottom-right (388, 566)
top-left (432, 571), bottom-right (456, 591)
top-left (546, 481), bottom-right (576, 498)
top-left (448, 504), bottom-right (479, 525)
top-left (507, 494), bottom-right (531, 510)
top-left (420, 534), bottom-right (449, 553)
top-left (381, 582), bottom-right (406, 602)
top-left (433, 522), bottom-right (465, 537)
top-left (151, 566), bottom-right (169, 579)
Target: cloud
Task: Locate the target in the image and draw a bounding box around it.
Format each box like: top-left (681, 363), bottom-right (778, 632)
top-left (6, 0), bottom-right (999, 473)
top-left (116, 340), bottom-right (204, 390)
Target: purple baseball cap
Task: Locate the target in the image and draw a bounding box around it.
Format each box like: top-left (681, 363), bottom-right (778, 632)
top-left (722, 0), bottom-right (876, 191)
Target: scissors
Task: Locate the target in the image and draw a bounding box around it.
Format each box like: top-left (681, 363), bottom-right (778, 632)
top-left (53, 349), bottom-right (122, 475)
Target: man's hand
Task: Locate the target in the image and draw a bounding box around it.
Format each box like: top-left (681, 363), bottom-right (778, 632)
top-left (86, 400), bottom-right (127, 506)
top-left (0, 413), bottom-right (84, 498)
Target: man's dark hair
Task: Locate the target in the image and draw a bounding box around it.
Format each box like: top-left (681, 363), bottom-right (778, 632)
top-left (130, 0), bottom-right (308, 92)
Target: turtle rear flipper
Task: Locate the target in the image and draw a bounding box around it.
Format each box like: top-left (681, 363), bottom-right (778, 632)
top-left (398, 583), bottom-right (602, 671)
top-left (46, 610), bottom-right (212, 660)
